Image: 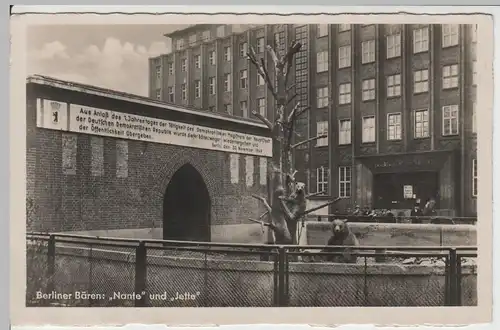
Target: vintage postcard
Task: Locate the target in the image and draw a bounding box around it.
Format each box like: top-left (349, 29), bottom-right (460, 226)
top-left (10, 7), bottom-right (494, 326)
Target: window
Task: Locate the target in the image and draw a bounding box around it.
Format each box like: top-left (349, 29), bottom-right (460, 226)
top-left (224, 104), bottom-right (232, 115)
top-left (317, 24), bottom-right (328, 37)
top-left (240, 42), bottom-right (248, 57)
top-left (181, 83), bottom-right (187, 100)
top-left (472, 61), bottom-right (478, 86)
top-left (189, 34), bottom-right (197, 44)
top-left (387, 113), bottom-right (402, 140)
top-left (155, 89), bottom-right (161, 100)
top-left (362, 116), bottom-right (376, 143)
top-left (194, 55), bottom-right (201, 69)
top-left (208, 51), bottom-right (216, 65)
top-left (256, 37), bottom-right (265, 53)
top-left (116, 140), bottom-right (128, 178)
top-left (316, 51), bottom-right (328, 73)
top-left (316, 121), bottom-right (328, 147)
top-left (339, 45), bottom-right (351, 68)
top-left (442, 24), bottom-right (459, 48)
top-left (240, 101), bottom-right (248, 118)
top-left (317, 87), bottom-right (329, 108)
top-left (209, 77), bottom-right (216, 95)
top-left (387, 74), bottom-right (401, 97)
top-left (216, 25), bottom-right (226, 38)
top-left (472, 102), bottom-right (477, 133)
top-left (181, 58), bottom-right (187, 72)
top-left (176, 39), bottom-right (184, 50)
top-left (168, 62), bottom-right (174, 75)
top-left (317, 167), bottom-right (329, 194)
top-left (230, 154), bottom-right (239, 184)
top-left (245, 156), bottom-right (254, 187)
top-left (472, 159), bottom-right (478, 197)
top-left (338, 24), bottom-right (351, 32)
top-left (202, 30), bottom-right (211, 41)
top-left (442, 64), bottom-right (459, 89)
top-left (224, 73), bottom-right (231, 92)
top-left (387, 34), bottom-right (401, 58)
top-left (90, 136), bottom-right (104, 177)
top-left (168, 86), bottom-right (174, 102)
top-left (240, 70), bottom-right (248, 89)
top-left (414, 69), bottom-right (429, 93)
top-left (224, 46), bottom-right (231, 62)
top-left (339, 166), bottom-right (351, 198)
top-left (257, 74), bottom-right (265, 86)
top-left (362, 79), bottom-right (376, 101)
top-left (257, 98), bottom-right (266, 117)
top-left (339, 119), bottom-right (351, 145)
top-left (361, 40), bottom-right (375, 64)
top-left (413, 27), bottom-right (429, 53)
top-left (414, 109), bottom-right (429, 138)
top-left (339, 83), bottom-right (351, 105)
top-left (194, 80), bottom-right (201, 98)
top-left (442, 105), bottom-right (459, 136)
top-left (62, 133), bottom-right (77, 175)
top-left (259, 157), bottom-right (267, 185)
top-left (155, 66), bottom-right (161, 82)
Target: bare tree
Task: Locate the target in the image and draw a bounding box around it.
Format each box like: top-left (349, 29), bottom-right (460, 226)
top-left (247, 39), bottom-right (340, 245)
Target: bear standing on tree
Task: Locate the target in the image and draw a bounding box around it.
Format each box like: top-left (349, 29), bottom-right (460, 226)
top-left (323, 219), bottom-right (360, 263)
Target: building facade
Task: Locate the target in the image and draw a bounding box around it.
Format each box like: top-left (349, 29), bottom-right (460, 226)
top-left (26, 75), bottom-right (273, 243)
top-left (149, 24), bottom-right (478, 217)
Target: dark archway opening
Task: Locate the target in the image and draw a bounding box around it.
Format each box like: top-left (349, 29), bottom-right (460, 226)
top-left (163, 163), bottom-right (211, 242)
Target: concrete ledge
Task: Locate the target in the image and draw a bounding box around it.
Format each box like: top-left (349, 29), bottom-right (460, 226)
top-left (305, 222), bottom-right (477, 247)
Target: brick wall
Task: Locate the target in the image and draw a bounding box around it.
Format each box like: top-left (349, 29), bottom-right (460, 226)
top-left (26, 82), bottom-right (270, 242)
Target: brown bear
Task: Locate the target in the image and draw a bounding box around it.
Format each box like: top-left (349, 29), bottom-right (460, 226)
top-left (323, 219), bottom-right (360, 263)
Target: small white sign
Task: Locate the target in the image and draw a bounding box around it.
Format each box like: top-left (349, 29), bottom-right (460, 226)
top-left (403, 185), bottom-right (413, 199)
top-left (36, 99), bottom-right (273, 157)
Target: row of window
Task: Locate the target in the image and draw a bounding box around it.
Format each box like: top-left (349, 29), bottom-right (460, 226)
top-left (315, 104), bottom-right (476, 147)
top-left (157, 59), bottom-right (476, 103)
top-left (317, 25), bottom-right (466, 70)
top-left (313, 64), bottom-right (476, 108)
top-left (315, 158), bottom-right (478, 199)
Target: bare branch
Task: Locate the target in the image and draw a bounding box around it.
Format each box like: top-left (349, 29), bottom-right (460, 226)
top-left (286, 83), bottom-right (297, 93)
top-left (266, 45), bottom-right (279, 67)
top-left (279, 198), bottom-right (296, 222)
top-left (260, 58), bottom-right (278, 100)
top-left (295, 105), bottom-right (311, 118)
top-left (286, 93), bottom-right (298, 107)
top-left (291, 134), bottom-right (327, 149)
top-left (306, 191), bottom-right (326, 199)
top-left (252, 194), bottom-right (272, 215)
top-left (287, 102), bottom-right (301, 123)
top-left (248, 217), bottom-right (275, 229)
top-left (258, 210), bottom-right (270, 220)
top-left (252, 111), bottom-right (274, 130)
top-left (300, 198), bottom-right (341, 217)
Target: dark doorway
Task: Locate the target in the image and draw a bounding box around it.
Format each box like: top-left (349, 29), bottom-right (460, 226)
top-left (163, 163), bottom-right (211, 242)
top-left (373, 171), bottom-right (439, 209)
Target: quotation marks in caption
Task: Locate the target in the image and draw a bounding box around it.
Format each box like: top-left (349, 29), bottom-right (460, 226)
top-left (35, 291), bottom-right (201, 301)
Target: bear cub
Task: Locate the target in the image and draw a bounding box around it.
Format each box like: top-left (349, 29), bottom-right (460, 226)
top-left (323, 219), bottom-right (360, 263)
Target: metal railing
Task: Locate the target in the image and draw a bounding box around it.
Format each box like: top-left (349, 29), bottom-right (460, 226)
top-left (26, 232), bottom-right (477, 307)
top-left (308, 214), bottom-right (477, 225)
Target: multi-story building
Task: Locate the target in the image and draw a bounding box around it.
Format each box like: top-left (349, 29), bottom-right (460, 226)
top-left (149, 24), bottom-right (478, 217)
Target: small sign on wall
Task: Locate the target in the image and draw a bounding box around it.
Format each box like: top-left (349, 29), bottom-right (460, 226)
top-left (36, 98), bottom-right (69, 131)
top-left (403, 185), bottom-right (414, 199)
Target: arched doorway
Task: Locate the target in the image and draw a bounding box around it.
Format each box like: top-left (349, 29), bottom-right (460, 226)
top-left (163, 163), bottom-right (211, 242)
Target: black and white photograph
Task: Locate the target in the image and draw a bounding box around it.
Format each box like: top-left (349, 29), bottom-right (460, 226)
top-left (11, 9), bottom-right (494, 325)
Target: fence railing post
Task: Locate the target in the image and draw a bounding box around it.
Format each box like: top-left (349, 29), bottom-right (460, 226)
top-left (277, 246), bottom-right (287, 307)
top-left (448, 248), bottom-right (458, 306)
top-left (134, 241), bottom-right (147, 307)
top-left (46, 235), bottom-right (56, 295)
